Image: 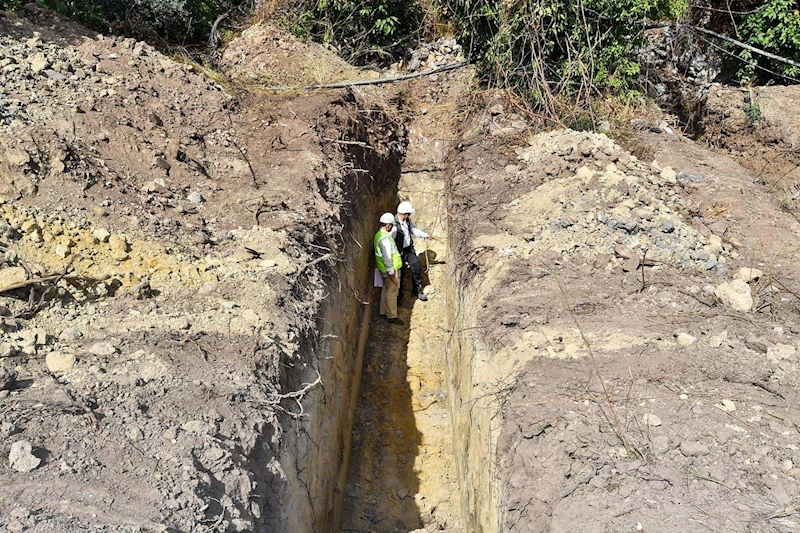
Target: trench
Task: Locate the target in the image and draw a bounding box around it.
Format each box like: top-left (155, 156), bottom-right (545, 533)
top-left (337, 87), bottom-right (463, 532)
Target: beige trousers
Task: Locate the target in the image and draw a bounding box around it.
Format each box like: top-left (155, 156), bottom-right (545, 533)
top-left (379, 272), bottom-right (400, 319)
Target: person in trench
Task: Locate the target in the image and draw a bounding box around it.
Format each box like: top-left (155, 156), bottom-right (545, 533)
top-left (374, 212), bottom-right (404, 324)
top-left (393, 201), bottom-right (436, 304)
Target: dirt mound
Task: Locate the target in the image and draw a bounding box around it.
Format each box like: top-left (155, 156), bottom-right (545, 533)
top-left (0, 7), bottom-right (407, 532)
top-left (220, 22), bottom-right (363, 86)
top-left (447, 116), bottom-right (800, 531)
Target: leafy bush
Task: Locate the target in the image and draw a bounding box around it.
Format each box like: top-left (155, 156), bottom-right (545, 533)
top-left (275, 0), bottom-right (426, 65)
top-left (737, 0), bottom-right (800, 84)
top-left (1, 0), bottom-right (248, 46)
top-left (443, 0), bottom-right (687, 114)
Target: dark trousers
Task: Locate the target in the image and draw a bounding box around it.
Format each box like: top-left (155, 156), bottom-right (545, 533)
top-left (400, 246), bottom-right (422, 297)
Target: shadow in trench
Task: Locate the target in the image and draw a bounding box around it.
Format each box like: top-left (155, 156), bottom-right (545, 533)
top-left (340, 282), bottom-right (423, 532)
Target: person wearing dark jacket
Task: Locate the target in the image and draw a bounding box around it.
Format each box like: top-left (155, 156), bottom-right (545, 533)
top-left (393, 200), bottom-right (435, 302)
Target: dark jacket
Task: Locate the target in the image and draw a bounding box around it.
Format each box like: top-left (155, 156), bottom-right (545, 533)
top-left (393, 215), bottom-right (419, 251)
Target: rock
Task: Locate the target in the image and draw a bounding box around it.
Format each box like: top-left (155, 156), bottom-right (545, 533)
top-left (659, 218), bottom-right (675, 233)
top-left (187, 191), bottom-right (204, 204)
top-left (242, 309), bottom-right (260, 323)
top-left (715, 280), bottom-right (752, 311)
top-left (680, 441), bottom-right (710, 457)
top-left (0, 267), bottom-right (27, 291)
top-left (613, 243), bottom-right (633, 259)
top-left (92, 228), bottom-right (111, 243)
top-left (767, 343), bottom-right (796, 361)
top-left (53, 243), bottom-right (70, 258)
top-left (677, 333), bottom-right (695, 346)
top-left (88, 342), bottom-right (118, 356)
top-left (652, 435), bottom-right (670, 454)
top-left (0, 366), bottom-right (17, 390)
top-left (46, 351), bottom-right (76, 372)
top-left (182, 420), bottom-right (215, 436)
top-left (734, 267), bottom-right (763, 283)
top-left (597, 120), bottom-right (611, 132)
top-left (709, 331), bottom-right (728, 348)
top-left (717, 399), bottom-right (736, 412)
top-left (660, 167), bottom-right (677, 184)
top-left (643, 413), bottom-right (662, 427)
top-left (423, 285), bottom-right (435, 295)
top-left (108, 234), bottom-right (128, 252)
top-left (677, 170), bottom-right (704, 184)
top-left (259, 259), bottom-right (277, 268)
top-left (5, 149), bottom-right (30, 167)
top-left (489, 103), bottom-right (504, 116)
top-left (9, 440), bottom-right (41, 472)
top-left (28, 53), bottom-right (49, 73)
top-left (58, 327), bottom-right (83, 341)
top-left (44, 69), bottom-right (66, 81)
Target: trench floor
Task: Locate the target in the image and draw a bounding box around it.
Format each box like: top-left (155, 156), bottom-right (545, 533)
top-left (340, 169), bottom-right (460, 532)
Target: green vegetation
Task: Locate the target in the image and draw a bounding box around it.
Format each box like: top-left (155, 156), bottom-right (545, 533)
top-left (441, 0), bottom-right (689, 114)
top-left (736, 0), bottom-right (800, 84)
top-left (0, 0), bottom-right (242, 46)
top-left (275, 0), bottom-right (426, 65)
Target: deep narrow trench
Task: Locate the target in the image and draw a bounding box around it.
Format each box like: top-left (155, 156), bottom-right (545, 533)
top-left (339, 82), bottom-right (464, 532)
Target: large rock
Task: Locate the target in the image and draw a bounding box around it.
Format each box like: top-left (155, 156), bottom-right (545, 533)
top-left (0, 366), bottom-right (17, 390)
top-left (46, 351), bottom-right (76, 373)
top-left (715, 280), bottom-right (753, 311)
top-left (0, 267), bottom-right (27, 291)
top-left (9, 440), bottom-right (41, 472)
top-left (734, 266), bottom-right (763, 283)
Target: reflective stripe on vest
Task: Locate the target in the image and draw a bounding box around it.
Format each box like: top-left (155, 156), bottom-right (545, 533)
top-left (374, 230), bottom-right (402, 273)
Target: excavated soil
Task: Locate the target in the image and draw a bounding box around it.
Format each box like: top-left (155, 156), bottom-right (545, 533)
top-left (3, 5), bottom-right (800, 533)
top-left (447, 108), bottom-right (800, 532)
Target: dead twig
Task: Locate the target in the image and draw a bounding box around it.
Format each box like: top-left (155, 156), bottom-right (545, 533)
top-left (47, 370), bottom-right (99, 430)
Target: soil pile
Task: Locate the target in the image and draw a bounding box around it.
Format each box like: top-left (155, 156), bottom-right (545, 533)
top-left (0, 7), bottom-right (405, 532)
top-left (448, 109), bottom-right (800, 531)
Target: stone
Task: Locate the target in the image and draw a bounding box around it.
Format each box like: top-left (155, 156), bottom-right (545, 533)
top-left (58, 327), bottom-right (83, 341)
top-left (108, 234), bottom-right (128, 252)
top-left (182, 420), bottom-right (215, 436)
top-left (0, 366), bottom-right (17, 390)
top-left (659, 218), bottom-right (675, 233)
top-left (9, 440), bottom-right (41, 472)
top-left (767, 343), bottom-right (796, 361)
top-left (643, 413), bottom-right (662, 427)
top-left (53, 243), bottom-right (70, 258)
top-left (709, 331), bottom-right (728, 348)
top-left (680, 441), bottom-right (710, 457)
top-left (28, 53), bottom-right (49, 73)
top-left (187, 191), bottom-right (204, 204)
top-left (677, 170), bottom-right (704, 184)
top-left (0, 267), bottom-right (27, 291)
top-left (46, 351), bottom-right (76, 372)
top-left (652, 435), bottom-right (670, 454)
top-left (660, 167), bottom-right (677, 184)
top-left (613, 243), bottom-right (633, 259)
top-left (715, 280), bottom-right (752, 312)
top-left (92, 228), bottom-right (111, 243)
top-left (242, 309), bottom-right (260, 323)
top-left (422, 285), bottom-right (435, 295)
top-left (717, 399), bottom-right (736, 412)
top-left (44, 68), bottom-right (66, 81)
top-left (677, 333), bottom-right (695, 346)
top-left (734, 267), bottom-right (763, 283)
top-left (88, 342), bottom-right (118, 356)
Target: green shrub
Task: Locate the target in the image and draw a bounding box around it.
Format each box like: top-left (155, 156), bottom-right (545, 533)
top-left (737, 0), bottom-right (800, 84)
top-left (277, 0), bottom-right (426, 65)
top-left (443, 0), bottom-right (688, 114)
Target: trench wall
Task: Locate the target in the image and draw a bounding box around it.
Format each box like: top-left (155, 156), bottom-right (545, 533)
top-left (279, 108), bottom-right (403, 532)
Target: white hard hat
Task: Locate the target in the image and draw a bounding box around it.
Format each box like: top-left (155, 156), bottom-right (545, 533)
top-left (397, 201), bottom-right (414, 214)
top-left (379, 212), bottom-right (395, 225)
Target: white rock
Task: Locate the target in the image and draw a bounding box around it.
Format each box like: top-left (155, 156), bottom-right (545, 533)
top-left (187, 191), bottom-right (204, 203)
top-left (718, 399), bottom-right (736, 412)
top-left (709, 331), bottom-right (728, 348)
top-left (9, 440), bottom-right (41, 472)
top-left (53, 244), bottom-right (70, 258)
top-left (767, 343), bottom-right (796, 361)
top-left (660, 167), bottom-right (677, 184)
top-left (92, 228), bottom-right (111, 243)
top-left (643, 413), bottom-right (662, 427)
top-left (46, 351), bottom-right (76, 372)
top-left (715, 280), bottom-right (753, 311)
top-left (677, 333), bottom-right (695, 346)
top-left (88, 342), bottom-right (118, 356)
top-left (734, 267), bottom-right (763, 283)
top-left (422, 285), bottom-right (435, 295)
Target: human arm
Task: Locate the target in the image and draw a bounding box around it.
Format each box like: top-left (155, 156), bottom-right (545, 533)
top-left (379, 238), bottom-right (396, 276)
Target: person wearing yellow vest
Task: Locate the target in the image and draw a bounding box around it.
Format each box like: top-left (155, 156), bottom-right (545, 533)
top-left (375, 212), bottom-right (404, 324)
